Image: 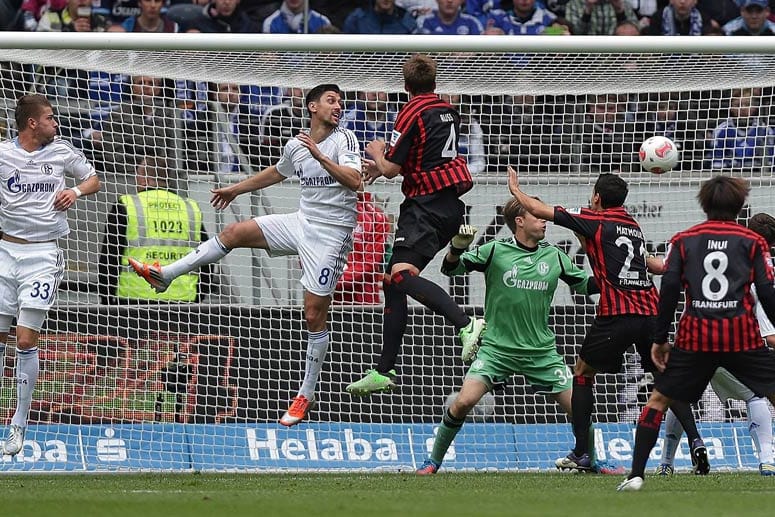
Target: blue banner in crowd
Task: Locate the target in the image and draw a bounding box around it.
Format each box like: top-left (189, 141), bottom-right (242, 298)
top-left (0, 423), bottom-right (761, 472)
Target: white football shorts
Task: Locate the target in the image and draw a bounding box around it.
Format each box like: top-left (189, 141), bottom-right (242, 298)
top-left (254, 211), bottom-right (354, 297)
top-left (0, 240), bottom-right (64, 317)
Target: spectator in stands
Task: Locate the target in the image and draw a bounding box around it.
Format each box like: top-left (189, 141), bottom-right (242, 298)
top-left (169, 0), bottom-right (258, 32)
top-left (485, 0), bottom-right (557, 34)
top-left (98, 155), bottom-right (212, 304)
top-left (699, 0), bottom-right (742, 29)
top-left (209, 82), bottom-right (263, 174)
top-left (723, 0), bottom-right (775, 35)
top-left (21, 0), bottom-right (64, 30)
top-left (416, 0), bottom-right (483, 34)
top-left (465, 0), bottom-right (497, 25)
top-left (96, 74), bottom-right (177, 180)
top-left (122, 0), bottom-right (178, 31)
top-left (626, 0), bottom-right (657, 30)
top-left (707, 87), bottom-right (775, 171)
top-left (1, 0), bottom-right (22, 29)
top-left (334, 192), bottom-right (390, 305)
top-left (263, 0), bottom-right (331, 33)
top-left (577, 92), bottom-right (638, 172)
top-left (310, 0), bottom-right (361, 28)
top-left (644, 0), bottom-right (710, 35)
top-left (397, 0), bottom-right (436, 17)
top-left (101, 0), bottom-right (146, 26)
top-left (257, 86), bottom-right (307, 169)
top-left (343, 0), bottom-right (417, 34)
top-left (440, 93), bottom-right (486, 174)
top-left (342, 90), bottom-right (396, 149)
top-left (613, 19), bottom-right (640, 34)
top-left (34, 0), bottom-right (110, 31)
top-left (565, 0), bottom-right (637, 35)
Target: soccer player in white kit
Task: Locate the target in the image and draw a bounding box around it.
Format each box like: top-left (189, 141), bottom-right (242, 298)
top-left (129, 84), bottom-right (362, 427)
top-left (0, 94), bottom-right (101, 455)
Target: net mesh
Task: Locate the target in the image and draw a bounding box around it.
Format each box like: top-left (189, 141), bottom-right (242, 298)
top-left (0, 43), bottom-right (772, 471)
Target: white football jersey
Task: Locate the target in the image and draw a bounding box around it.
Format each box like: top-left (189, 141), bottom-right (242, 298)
top-left (0, 137), bottom-right (97, 242)
top-left (276, 127), bottom-right (361, 228)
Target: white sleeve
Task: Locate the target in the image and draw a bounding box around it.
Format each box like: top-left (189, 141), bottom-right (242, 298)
top-left (753, 284), bottom-right (775, 337)
top-left (275, 139), bottom-right (297, 178)
top-left (337, 129), bottom-right (362, 172)
top-left (63, 141), bottom-right (97, 181)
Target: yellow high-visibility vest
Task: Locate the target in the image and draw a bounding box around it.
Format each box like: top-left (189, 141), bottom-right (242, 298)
top-left (116, 189), bottom-right (203, 302)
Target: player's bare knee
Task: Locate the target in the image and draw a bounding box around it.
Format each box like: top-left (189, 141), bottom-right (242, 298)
top-left (449, 399), bottom-right (474, 419)
top-left (648, 390), bottom-right (671, 411)
top-left (303, 301), bottom-right (329, 330)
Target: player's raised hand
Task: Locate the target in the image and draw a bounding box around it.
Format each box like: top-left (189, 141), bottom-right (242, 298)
top-left (362, 158), bottom-right (382, 185)
top-left (53, 189), bottom-right (77, 211)
top-left (210, 186), bottom-right (237, 210)
top-left (651, 342), bottom-right (671, 372)
top-left (451, 225), bottom-right (478, 253)
top-left (365, 139), bottom-right (386, 159)
top-left (296, 132), bottom-right (323, 161)
top-left (507, 165), bottom-right (520, 196)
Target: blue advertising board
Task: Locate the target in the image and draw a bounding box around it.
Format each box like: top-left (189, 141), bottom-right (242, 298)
top-left (0, 423), bottom-right (762, 472)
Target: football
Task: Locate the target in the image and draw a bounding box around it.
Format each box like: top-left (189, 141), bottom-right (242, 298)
top-left (639, 135), bottom-right (679, 174)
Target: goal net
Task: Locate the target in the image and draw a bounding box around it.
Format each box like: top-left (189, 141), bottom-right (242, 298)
top-left (0, 34), bottom-right (774, 472)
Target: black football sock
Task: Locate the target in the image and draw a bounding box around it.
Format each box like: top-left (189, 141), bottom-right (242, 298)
top-left (670, 400), bottom-right (702, 445)
top-left (375, 277), bottom-right (407, 374)
top-left (571, 375), bottom-right (594, 456)
top-left (390, 270), bottom-right (470, 329)
top-left (630, 406), bottom-right (664, 479)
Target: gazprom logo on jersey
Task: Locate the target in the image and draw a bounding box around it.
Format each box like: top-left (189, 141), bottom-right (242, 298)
top-left (6, 169), bottom-right (56, 194)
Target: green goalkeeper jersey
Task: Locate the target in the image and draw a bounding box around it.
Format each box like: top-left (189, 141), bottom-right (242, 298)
top-left (445, 237), bottom-right (591, 356)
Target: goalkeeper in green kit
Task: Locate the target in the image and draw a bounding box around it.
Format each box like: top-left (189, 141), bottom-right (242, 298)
top-left (417, 197), bottom-right (620, 474)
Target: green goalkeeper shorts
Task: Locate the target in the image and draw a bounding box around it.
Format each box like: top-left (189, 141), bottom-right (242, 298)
top-left (466, 345), bottom-right (572, 394)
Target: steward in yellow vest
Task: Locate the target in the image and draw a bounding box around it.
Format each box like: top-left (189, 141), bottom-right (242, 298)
top-left (98, 156), bottom-right (210, 303)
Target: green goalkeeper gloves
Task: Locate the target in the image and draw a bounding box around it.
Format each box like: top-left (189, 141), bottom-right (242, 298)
top-left (450, 225), bottom-right (478, 256)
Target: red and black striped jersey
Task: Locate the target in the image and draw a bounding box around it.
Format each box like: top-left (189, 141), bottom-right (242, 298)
top-left (554, 206), bottom-right (659, 317)
top-left (385, 93), bottom-right (473, 198)
top-left (657, 220), bottom-right (775, 352)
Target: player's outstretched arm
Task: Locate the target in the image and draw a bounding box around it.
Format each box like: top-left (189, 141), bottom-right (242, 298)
top-left (210, 166), bottom-right (284, 210)
top-left (364, 140), bottom-right (402, 184)
top-left (507, 165), bottom-right (554, 221)
top-left (54, 174), bottom-right (101, 211)
top-left (441, 225), bottom-right (478, 276)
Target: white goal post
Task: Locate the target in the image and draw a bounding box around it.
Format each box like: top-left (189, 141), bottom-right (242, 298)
top-left (0, 33), bottom-right (773, 472)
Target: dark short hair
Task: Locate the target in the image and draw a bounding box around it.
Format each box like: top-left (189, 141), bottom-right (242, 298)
top-left (15, 94), bottom-right (52, 131)
top-left (403, 54), bottom-right (436, 95)
top-left (305, 84), bottom-right (342, 113)
top-left (140, 155), bottom-right (169, 183)
top-left (503, 196), bottom-right (540, 233)
top-left (748, 212), bottom-right (775, 246)
top-left (697, 176), bottom-right (749, 221)
top-left (593, 173), bottom-right (628, 208)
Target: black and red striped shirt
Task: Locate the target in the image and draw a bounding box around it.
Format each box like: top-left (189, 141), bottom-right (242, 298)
top-left (657, 220), bottom-right (775, 352)
top-left (385, 93), bottom-right (473, 198)
top-left (554, 206), bottom-right (659, 317)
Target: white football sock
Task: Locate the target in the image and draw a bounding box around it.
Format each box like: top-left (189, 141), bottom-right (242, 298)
top-left (11, 347), bottom-right (39, 428)
top-left (163, 236), bottom-right (229, 281)
top-left (661, 409), bottom-right (684, 465)
top-left (747, 396), bottom-right (774, 464)
top-left (298, 329), bottom-right (329, 399)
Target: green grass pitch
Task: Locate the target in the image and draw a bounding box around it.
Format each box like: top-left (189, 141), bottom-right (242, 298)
top-left (2, 472), bottom-right (773, 517)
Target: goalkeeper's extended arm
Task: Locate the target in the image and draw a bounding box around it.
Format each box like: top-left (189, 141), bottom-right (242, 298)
top-left (442, 225), bottom-right (478, 275)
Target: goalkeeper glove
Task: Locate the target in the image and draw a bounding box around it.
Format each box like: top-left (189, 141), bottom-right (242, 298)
top-left (450, 225), bottom-right (478, 256)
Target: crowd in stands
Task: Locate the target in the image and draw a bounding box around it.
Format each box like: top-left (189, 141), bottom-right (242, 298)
top-left (1, 0), bottom-right (774, 36)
